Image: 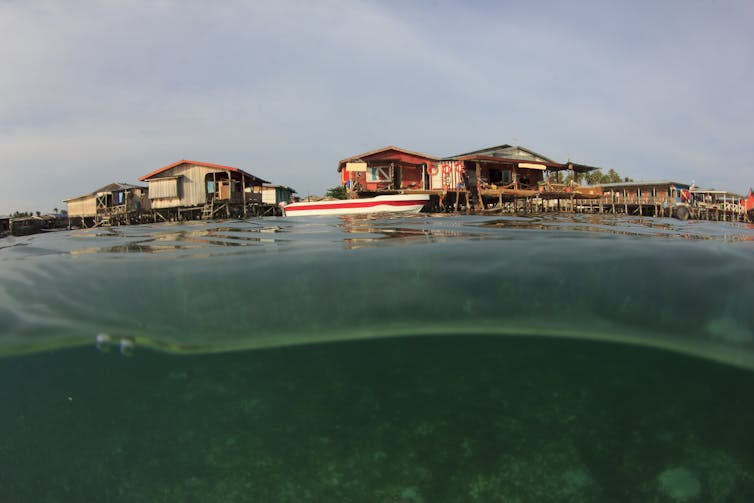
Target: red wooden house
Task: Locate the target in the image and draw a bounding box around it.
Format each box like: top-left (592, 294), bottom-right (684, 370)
top-left (337, 146), bottom-right (440, 193)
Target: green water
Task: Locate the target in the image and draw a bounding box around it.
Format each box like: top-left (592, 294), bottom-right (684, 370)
top-left (1, 214), bottom-right (753, 500)
top-left (2, 337), bottom-right (753, 502)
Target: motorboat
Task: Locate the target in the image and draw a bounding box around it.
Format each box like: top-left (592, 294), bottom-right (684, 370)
top-left (282, 194), bottom-right (430, 217)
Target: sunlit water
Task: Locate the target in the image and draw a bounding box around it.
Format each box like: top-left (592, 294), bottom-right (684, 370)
top-left (1, 214), bottom-right (753, 501)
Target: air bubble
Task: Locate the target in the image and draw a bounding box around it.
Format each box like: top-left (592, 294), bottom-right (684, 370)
top-left (95, 333), bottom-right (112, 352)
top-left (119, 337), bottom-right (135, 357)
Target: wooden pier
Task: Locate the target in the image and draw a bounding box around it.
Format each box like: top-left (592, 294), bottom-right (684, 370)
top-left (368, 183), bottom-right (751, 223)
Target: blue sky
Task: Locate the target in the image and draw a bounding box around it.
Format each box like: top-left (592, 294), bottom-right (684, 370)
top-left (1, 0), bottom-right (752, 214)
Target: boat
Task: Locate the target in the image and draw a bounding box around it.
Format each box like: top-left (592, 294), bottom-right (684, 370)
top-left (746, 188), bottom-right (754, 222)
top-left (282, 194), bottom-right (430, 217)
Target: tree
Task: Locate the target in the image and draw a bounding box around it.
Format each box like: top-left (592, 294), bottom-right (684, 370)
top-left (604, 169), bottom-right (622, 183)
top-left (579, 168), bottom-right (635, 185)
top-left (325, 185), bottom-right (348, 200)
top-left (585, 170), bottom-right (603, 185)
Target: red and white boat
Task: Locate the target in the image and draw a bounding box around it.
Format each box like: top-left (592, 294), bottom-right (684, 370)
top-left (282, 194), bottom-right (430, 217)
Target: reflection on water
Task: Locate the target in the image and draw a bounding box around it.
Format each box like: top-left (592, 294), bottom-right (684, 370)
top-left (7, 213), bottom-right (750, 257)
top-left (68, 221), bottom-right (286, 255)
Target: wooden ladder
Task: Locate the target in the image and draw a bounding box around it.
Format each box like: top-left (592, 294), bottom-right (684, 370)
top-left (201, 202), bottom-right (214, 220)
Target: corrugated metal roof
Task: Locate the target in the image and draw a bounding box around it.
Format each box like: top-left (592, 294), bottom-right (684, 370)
top-left (95, 182), bottom-right (147, 193)
top-left (691, 188), bottom-right (744, 198)
top-left (446, 144), bottom-right (557, 164)
top-left (138, 160), bottom-right (269, 184)
top-left (565, 162), bottom-right (600, 173)
top-left (263, 185), bottom-right (297, 192)
top-left (598, 180), bottom-right (689, 188)
top-left (63, 182), bottom-right (148, 202)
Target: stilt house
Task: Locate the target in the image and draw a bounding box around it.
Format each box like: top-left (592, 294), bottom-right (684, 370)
top-left (338, 146), bottom-right (440, 193)
top-left (262, 185), bottom-right (297, 205)
top-left (64, 182), bottom-right (150, 227)
top-left (597, 181), bottom-right (690, 206)
top-left (138, 160), bottom-right (269, 220)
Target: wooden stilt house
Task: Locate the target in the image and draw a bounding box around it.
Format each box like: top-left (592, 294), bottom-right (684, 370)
top-left (64, 182), bottom-right (149, 227)
top-left (337, 146), bottom-right (440, 195)
top-left (440, 145), bottom-right (600, 211)
top-left (262, 185), bottom-right (297, 205)
top-left (138, 160), bottom-right (270, 220)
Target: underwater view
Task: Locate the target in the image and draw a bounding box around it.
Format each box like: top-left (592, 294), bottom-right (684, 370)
top-left (1, 214), bottom-right (753, 501)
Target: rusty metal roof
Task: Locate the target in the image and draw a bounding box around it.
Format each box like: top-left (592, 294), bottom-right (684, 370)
top-left (63, 182), bottom-right (148, 202)
top-left (446, 144), bottom-right (557, 164)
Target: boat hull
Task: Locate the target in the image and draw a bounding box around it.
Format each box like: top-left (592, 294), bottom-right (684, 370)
top-left (283, 194), bottom-right (430, 217)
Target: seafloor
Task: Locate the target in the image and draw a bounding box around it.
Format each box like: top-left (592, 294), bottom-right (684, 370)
top-left (1, 335), bottom-right (752, 502)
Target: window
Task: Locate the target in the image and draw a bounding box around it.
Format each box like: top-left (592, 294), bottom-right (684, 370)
top-left (150, 178), bottom-right (179, 198)
top-left (367, 166), bottom-right (391, 182)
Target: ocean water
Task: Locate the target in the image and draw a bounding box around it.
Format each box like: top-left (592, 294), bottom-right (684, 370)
top-left (1, 214), bottom-right (753, 501)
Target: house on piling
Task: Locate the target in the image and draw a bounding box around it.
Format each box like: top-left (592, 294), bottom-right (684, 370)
top-left (335, 143), bottom-right (604, 212)
top-left (262, 185), bottom-right (297, 206)
top-left (64, 182), bottom-right (150, 228)
top-left (337, 146), bottom-right (440, 194)
top-left (593, 181), bottom-right (747, 221)
top-left (440, 145), bottom-right (560, 209)
top-left (690, 188), bottom-right (747, 221)
top-left (434, 145), bottom-right (599, 211)
top-left (1, 215), bottom-right (10, 236)
top-left (138, 160), bottom-right (271, 220)
top-left (596, 180), bottom-right (690, 217)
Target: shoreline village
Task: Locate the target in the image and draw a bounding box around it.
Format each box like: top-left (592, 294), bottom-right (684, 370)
top-left (3, 144), bottom-right (753, 236)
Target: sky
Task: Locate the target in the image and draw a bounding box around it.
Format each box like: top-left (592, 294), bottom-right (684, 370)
top-left (1, 0), bottom-right (753, 214)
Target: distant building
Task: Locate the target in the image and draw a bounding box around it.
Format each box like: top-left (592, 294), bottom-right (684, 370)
top-left (597, 180), bottom-right (690, 204)
top-left (1, 215), bottom-right (10, 235)
top-left (64, 182), bottom-right (149, 227)
top-left (262, 185), bottom-right (297, 205)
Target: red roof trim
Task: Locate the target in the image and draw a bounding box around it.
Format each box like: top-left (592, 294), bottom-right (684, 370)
top-left (138, 159), bottom-right (269, 184)
top-left (337, 146), bottom-right (440, 171)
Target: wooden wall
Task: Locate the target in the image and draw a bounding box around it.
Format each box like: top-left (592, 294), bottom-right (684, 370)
top-left (66, 195), bottom-right (97, 217)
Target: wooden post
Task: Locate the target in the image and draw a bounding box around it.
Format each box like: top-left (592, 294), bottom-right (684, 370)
top-left (475, 162), bottom-right (483, 211)
top-left (241, 175), bottom-right (247, 218)
top-left (638, 187), bottom-right (643, 216)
